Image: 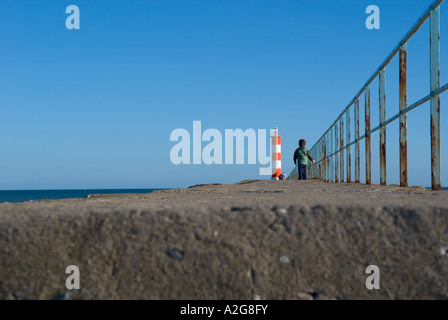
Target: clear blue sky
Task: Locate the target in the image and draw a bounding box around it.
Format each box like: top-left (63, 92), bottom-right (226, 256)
top-left (0, 0), bottom-right (447, 189)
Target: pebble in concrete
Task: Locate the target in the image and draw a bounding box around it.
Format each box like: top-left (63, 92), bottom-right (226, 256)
top-left (166, 249), bottom-right (184, 261)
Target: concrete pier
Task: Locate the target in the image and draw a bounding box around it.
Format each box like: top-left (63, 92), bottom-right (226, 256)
top-left (0, 180), bottom-right (447, 300)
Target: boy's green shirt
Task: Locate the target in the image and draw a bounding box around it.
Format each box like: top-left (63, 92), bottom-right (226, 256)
top-left (294, 147), bottom-right (313, 165)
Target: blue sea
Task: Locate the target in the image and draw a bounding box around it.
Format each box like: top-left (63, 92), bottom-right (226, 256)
top-left (0, 189), bottom-right (163, 203)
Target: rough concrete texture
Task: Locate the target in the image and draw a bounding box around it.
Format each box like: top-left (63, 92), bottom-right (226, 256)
top-left (0, 179), bottom-right (447, 300)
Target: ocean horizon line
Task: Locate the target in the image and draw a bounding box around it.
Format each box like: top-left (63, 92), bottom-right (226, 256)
top-left (0, 187), bottom-right (168, 191)
top-left (0, 188), bottom-right (167, 203)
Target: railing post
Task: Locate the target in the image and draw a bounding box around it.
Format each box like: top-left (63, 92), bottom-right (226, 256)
top-left (355, 98), bottom-right (360, 183)
top-left (325, 133), bottom-right (330, 182)
top-left (365, 86), bottom-right (371, 185)
top-left (320, 140), bottom-right (323, 180)
top-left (316, 141), bottom-right (322, 180)
top-left (308, 151), bottom-right (312, 179)
top-left (317, 143), bottom-right (320, 180)
top-left (324, 136), bottom-right (327, 182)
top-left (321, 139), bottom-right (324, 181)
top-left (430, 6), bottom-right (441, 190)
top-left (379, 68), bottom-right (387, 186)
top-left (399, 44), bottom-right (408, 187)
top-left (330, 127), bottom-right (334, 182)
top-left (346, 109), bottom-right (351, 183)
top-left (308, 163), bottom-right (310, 179)
top-left (320, 137), bottom-right (325, 181)
top-left (329, 127), bottom-right (334, 182)
top-left (340, 117), bottom-right (344, 182)
top-left (311, 149), bottom-right (314, 179)
top-left (313, 149), bottom-right (316, 179)
top-left (323, 137), bottom-right (327, 182)
top-left (335, 124), bottom-right (339, 182)
top-left (328, 131), bottom-right (330, 182)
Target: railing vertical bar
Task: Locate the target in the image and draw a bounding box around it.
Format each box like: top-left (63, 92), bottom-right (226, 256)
top-left (379, 68), bottom-right (387, 186)
top-left (340, 117), bottom-right (344, 182)
top-left (328, 131), bottom-right (330, 181)
top-left (316, 145), bottom-right (319, 179)
top-left (399, 44), bottom-right (408, 187)
top-left (335, 124), bottom-right (339, 182)
top-left (307, 163), bottom-right (310, 180)
top-left (320, 140), bottom-right (323, 180)
top-left (331, 127), bottom-right (336, 182)
top-left (311, 148), bottom-right (313, 179)
top-left (365, 86), bottom-right (371, 185)
top-left (430, 6), bottom-right (441, 190)
top-left (319, 139), bottom-right (325, 180)
top-left (323, 137), bottom-right (327, 181)
top-left (311, 149), bottom-right (314, 179)
top-left (330, 127), bottom-right (334, 182)
top-left (355, 98), bottom-right (360, 183)
top-left (317, 140), bottom-right (322, 180)
top-left (326, 133), bottom-right (330, 182)
top-left (321, 138), bottom-right (325, 181)
top-left (322, 138), bottom-right (325, 181)
top-left (346, 109), bottom-right (351, 183)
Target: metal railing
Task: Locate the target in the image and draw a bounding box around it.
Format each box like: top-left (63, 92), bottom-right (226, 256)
top-left (289, 0), bottom-right (448, 190)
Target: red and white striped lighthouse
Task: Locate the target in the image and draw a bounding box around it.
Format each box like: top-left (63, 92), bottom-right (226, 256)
top-left (271, 127), bottom-right (281, 180)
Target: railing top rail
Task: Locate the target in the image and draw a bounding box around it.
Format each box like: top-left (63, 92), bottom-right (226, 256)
top-left (310, 0), bottom-right (445, 153)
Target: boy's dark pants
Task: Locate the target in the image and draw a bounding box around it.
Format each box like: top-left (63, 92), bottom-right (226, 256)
top-left (298, 164), bottom-right (307, 180)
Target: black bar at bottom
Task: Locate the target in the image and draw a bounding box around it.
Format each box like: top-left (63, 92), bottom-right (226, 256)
top-left (1, 299), bottom-right (438, 319)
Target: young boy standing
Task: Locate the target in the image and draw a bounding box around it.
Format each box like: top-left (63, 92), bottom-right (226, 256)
top-left (293, 139), bottom-right (316, 180)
